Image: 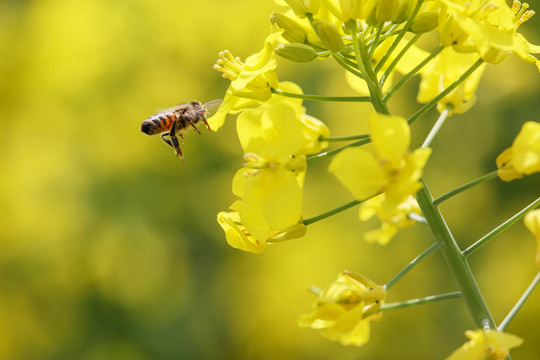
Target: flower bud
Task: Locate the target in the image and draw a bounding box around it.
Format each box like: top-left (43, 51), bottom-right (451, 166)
top-left (313, 19), bottom-right (345, 52)
top-left (284, 0), bottom-right (320, 18)
top-left (410, 10), bottom-right (439, 34)
top-left (270, 12), bottom-right (308, 43)
top-left (275, 43), bottom-right (318, 62)
top-left (375, 0), bottom-right (399, 23)
top-left (393, 0), bottom-right (415, 24)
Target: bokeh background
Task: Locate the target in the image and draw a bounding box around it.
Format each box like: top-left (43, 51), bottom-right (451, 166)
top-left (1, 0), bottom-right (539, 359)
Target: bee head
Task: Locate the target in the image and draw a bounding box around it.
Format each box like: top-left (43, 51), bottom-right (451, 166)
top-left (190, 100), bottom-right (202, 108)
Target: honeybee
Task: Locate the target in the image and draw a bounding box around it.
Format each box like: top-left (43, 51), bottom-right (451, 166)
top-left (141, 99), bottom-right (222, 164)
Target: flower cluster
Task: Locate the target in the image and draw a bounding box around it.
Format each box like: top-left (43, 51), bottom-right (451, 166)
top-left (209, 0), bottom-right (540, 354)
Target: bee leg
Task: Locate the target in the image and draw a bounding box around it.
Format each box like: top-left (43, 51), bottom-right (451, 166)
top-left (160, 133), bottom-right (184, 164)
top-left (181, 113), bottom-right (202, 135)
top-left (170, 135), bottom-right (184, 164)
top-left (160, 132), bottom-right (174, 147)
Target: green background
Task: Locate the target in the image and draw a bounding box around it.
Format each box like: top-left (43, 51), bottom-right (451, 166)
top-left (1, 0), bottom-right (539, 359)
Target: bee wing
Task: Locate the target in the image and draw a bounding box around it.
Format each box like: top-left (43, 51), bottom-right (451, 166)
top-left (203, 99), bottom-right (224, 116)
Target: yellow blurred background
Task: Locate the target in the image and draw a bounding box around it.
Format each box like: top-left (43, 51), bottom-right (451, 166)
top-left (1, 0), bottom-right (539, 359)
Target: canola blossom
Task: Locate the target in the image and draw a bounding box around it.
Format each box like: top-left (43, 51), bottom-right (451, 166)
top-left (359, 194), bottom-right (422, 245)
top-left (445, 330), bottom-right (523, 360)
top-left (328, 113), bottom-right (431, 213)
top-left (216, 82), bottom-right (328, 252)
top-left (497, 121), bottom-right (540, 181)
top-left (298, 271), bottom-right (386, 346)
top-left (439, 0), bottom-right (540, 70)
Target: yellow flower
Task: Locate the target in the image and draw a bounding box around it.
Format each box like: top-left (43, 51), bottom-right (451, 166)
top-left (217, 88), bottom-right (328, 252)
top-left (359, 195), bottom-right (422, 245)
top-left (445, 329), bottom-right (523, 360)
top-left (496, 121), bottom-right (540, 181)
top-left (210, 31), bottom-right (282, 131)
top-left (418, 47), bottom-right (486, 114)
top-left (439, 0), bottom-right (540, 70)
top-left (217, 205), bottom-right (306, 253)
top-left (321, 0), bottom-right (377, 22)
top-left (298, 271), bottom-right (386, 346)
top-left (328, 113), bottom-right (431, 212)
top-left (524, 209), bottom-right (540, 268)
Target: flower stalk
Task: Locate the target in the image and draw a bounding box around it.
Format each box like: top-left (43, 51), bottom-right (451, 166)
top-left (416, 180), bottom-right (498, 329)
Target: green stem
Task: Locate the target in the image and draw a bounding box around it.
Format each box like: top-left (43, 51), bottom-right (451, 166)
top-left (416, 180), bottom-right (497, 329)
top-left (381, 291), bottom-right (462, 311)
top-left (407, 58), bottom-right (485, 125)
top-left (380, 33), bottom-right (421, 88)
top-left (368, 24), bottom-right (384, 61)
top-left (348, 20), bottom-right (389, 114)
top-left (382, 46), bottom-right (444, 103)
top-left (384, 241), bottom-right (443, 290)
top-left (463, 196), bottom-right (540, 257)
top-left (332, 51), bottom-right (366, 79)
top-left (374, 0), bottom-right (424, 74)
top-left (433, 170), bottom-right (499, 206)
top-left (306, 137), bottom-right (371, 164)
top-left (271, 88), bottom-right (371, 102)
top-left (364, 23), bottom-right (399, 43)
top-left (498, 272), bottom-right (540, 331)
top-left (320, 134), bottom-right (369, 141)
top-left (421, 106), bottom-right (451, 148)
top-left (303, 199), bottom-right (364, 226)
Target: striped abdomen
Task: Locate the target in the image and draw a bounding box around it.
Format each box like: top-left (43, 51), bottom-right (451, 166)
top-left (141, 111), bottom-right (176, 135)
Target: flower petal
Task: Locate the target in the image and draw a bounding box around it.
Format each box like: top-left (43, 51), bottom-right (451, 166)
top-left (241, 167), bottom-right (303, 240)
top-left (328, 147), bottom-right (387, 200)
top-left (370, 113), bottom-right (410, 168)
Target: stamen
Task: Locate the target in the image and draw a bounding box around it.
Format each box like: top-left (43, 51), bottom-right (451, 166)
top-left (511, 0), bottom-right (521, 15)
top-left (214, 50), bottom-right (244, 81)
top-left (515, 9), bottom-right (535, 27)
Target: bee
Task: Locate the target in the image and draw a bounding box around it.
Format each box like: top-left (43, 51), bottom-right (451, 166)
top-left (141, 99), bottom-right (222, 164)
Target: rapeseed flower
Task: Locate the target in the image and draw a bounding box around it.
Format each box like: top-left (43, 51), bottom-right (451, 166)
top-left (299, 271), bottom-right (386, 346)
top-left (439, 0), bottom-right (540, 70)
top-left (329, 113), bottom-right (431, 213)
top-left (359, 195), bottom-right (422, 244)
top-left (418, 47), bottom-right (486, 114)
top-left (217, 84), bottom-right (328, 252)
top-left (445, 329), bottom-right (523, 360)
top-left (496, 121), bottom-right (540, 181)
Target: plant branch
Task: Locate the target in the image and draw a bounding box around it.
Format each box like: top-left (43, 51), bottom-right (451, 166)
top-left (271, 88), bottom-right (371, 102)
top-left (381, 291), bottom-right (462, 311)
top-left (498, 272), bottom-right (540, 331)
top-left (433, 170), bottom-right (499, 206)
top-left (463, 196), bottom-right (540, 257)
top-left (384, 241), bottom-right (443, 290)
